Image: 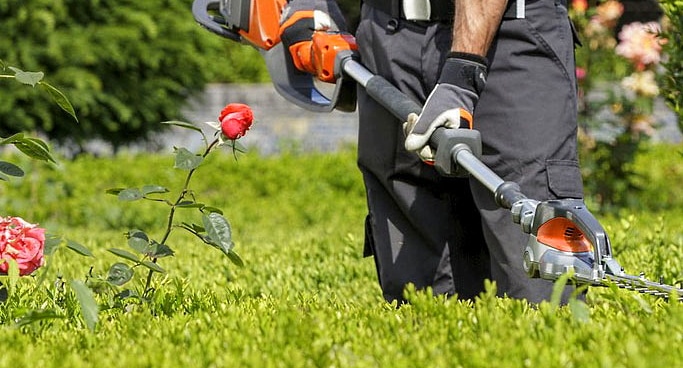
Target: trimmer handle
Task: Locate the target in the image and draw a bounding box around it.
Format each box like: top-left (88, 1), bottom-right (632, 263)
top-left (192, 0), bottom-right (356, 112)
top-left (264, 45), bottom-right (357, 112)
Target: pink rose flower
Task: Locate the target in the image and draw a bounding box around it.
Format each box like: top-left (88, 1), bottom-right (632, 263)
top-left (594, 0), bottom-right (624, 28)
top-left (218, 103), bottom-right (254, 140)
top-left (0, 216), bottom-right (45, 276)
top-left (616, 22), bottom-right (664, 71)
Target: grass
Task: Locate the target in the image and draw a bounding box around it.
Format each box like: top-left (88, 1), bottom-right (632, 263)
top-left (1, 142), bottom-right (683, 367)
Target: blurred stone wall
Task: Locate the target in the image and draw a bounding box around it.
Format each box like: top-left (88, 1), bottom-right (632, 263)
top-left (178, 83), bottom-right (359, 155)
top-left (176, 83), bottom-right (679, 157)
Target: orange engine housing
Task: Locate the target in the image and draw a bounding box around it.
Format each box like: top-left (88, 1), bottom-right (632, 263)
top-left (311, 32), bottom-right (358, 83)
top-left (536, 218), bottom-right (593, 253)
top-left (238, 0), bottom-right (287, 50)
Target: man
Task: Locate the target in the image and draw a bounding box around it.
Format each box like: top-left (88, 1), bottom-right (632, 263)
top-left (281, 0), bottom-right (583, 304)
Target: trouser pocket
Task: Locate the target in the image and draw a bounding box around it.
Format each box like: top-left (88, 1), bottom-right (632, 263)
top-left (546, 159), bottom-right (583, 199)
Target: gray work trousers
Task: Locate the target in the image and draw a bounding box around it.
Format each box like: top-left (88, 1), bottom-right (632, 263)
top-left (356, 0), bottom-right (583, 304)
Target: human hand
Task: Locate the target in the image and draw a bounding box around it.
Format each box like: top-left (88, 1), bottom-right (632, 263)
top-left (278, 0), bottom-right (346, 75)
top-left (404, 53), bottom-right (488, 163)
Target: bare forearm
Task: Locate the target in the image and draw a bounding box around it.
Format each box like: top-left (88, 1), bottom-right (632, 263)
top-left (452, 0), bottom-right (509, 56)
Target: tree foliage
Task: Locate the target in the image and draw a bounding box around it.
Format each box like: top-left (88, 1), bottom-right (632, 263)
top-left (0, 0), bottom-right (268, 151)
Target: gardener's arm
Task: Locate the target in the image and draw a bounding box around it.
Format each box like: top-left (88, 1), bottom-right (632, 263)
top-left (404, 0), bottom-right (510, 161)
top-left (452, 0), bottom-right (509, 56)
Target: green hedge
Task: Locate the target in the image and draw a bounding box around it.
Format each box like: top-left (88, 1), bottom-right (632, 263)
top-left (1, 145), bottom-right (683, 367)
top-left (658, 0), bottom-right (683, 126)
top-left (0, 0), bottom-right (268, 150)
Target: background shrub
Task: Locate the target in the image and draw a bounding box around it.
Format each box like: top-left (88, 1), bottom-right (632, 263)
top-left (0, 0), bottom-right (269, 151)
top-left (658, 0), bottom-right (683, 125)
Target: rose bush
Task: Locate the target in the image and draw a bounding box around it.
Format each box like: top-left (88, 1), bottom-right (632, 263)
top-left (0, 216), bottom-right (45, 276)
top-left (103, 103), bottom-right (254, 300)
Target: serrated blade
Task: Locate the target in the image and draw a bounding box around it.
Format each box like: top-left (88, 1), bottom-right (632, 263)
top-left (601, 273), bottom-right (683, 301)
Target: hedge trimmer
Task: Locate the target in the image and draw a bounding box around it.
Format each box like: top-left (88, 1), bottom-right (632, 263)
top-left (192, 0), bottom-right (683, 301)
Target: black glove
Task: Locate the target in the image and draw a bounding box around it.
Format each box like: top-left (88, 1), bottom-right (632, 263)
top-left (404, 52), bottom-right (488, 163)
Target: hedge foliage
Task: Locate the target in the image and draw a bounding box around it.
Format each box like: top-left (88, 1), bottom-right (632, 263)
top-left (658, 0), bottom-right (683, 126)
top-left (1, 144), bottom-right (683, 367)
top-left (0, 0), bottom-right (269, 151)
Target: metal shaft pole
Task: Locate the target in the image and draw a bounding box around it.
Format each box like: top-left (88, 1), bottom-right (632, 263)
top-left (343, 58), bottom-right (508, 199)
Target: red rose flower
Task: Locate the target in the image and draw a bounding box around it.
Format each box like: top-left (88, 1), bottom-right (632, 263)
top-left (219, 103), bottom-right (254, 140)
top-left (0, 216), bottom-right (45, 276)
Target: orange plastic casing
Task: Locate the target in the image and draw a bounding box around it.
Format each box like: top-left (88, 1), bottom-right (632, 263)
top-left (536, 218), bottom-right (593, 253)
top-left (238, 0), bottom-right (288, 50)
top-left (310, 32), bottom-right (358, 83)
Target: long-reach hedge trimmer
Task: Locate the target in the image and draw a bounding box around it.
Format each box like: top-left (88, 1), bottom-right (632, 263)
top-left (192, 0), bottom-right (683, 301)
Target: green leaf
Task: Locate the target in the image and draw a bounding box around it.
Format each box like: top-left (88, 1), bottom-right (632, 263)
top-left (70, 280), bottom-right (99, 332)
top-left (9, 67), bottom-right (44, 87)
top-left (127, 230), bottom-right (150, 254)
top-left (227, 250), bottom-right (245, 267)
top-left (43, 236), bottom-right (63, 256)
top-left (107, 262), bottom-right (134, 286)
top-left (66, 240), bottom-right (94, 257)
top-left (105, 188), bottom-right (125, 195)
top-left (7, 260), bottom-right (19, 294)
top-left (107, 248), bottom-right (140, 263)
top-left (161, 120), bottom-right (202, 132)
top-left (141, 185), bottom-right (169, 195)
top-left (40, 81), bottom-right (78, 122)
top-left (550, 271), bottom-right (572, 309)
top-left (0, 161), bottom-right (24, 177)
top-left (202, 212), bottom-right (233, 256)
top-left (115, 289), bottom-right (140, 300)
top-left (176, 201), bottom-right (205, 208)
top-left (141, 260), bottom-right (165, 273)
top-left (0, 133), bottom-right (23, 146)
top-left (15, 309), bottom-right (65, 327)
top-left (117, 188), bottom-right (143, 201)
top-left (568, 299), bottom-right (590, 323)
top-left (201, 206), bottom-right (224, 215)
top-left (12, 137), bottom-right (56, 163)
top-left (174, 147), bottom-right (203, 171)
top-left (224, 139), bottom-right (247, 153)
top-left (150, 241), bottom-right (174, 258)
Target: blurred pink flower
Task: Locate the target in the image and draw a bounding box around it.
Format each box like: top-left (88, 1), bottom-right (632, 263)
top-left (594, 0), bottom-right (623, 28)
top-left (0, 216), bottom-right (45, 276)
top-left (615, 22), bottom-right (664, 71)
top-left (576, 67), bottom-right (587, 81)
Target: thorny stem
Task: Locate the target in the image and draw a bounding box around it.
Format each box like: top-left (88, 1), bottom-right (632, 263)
top-left (143, 138), bottom-right (221, 296)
